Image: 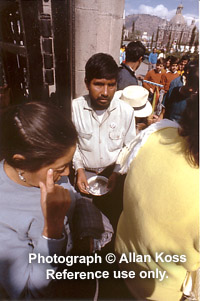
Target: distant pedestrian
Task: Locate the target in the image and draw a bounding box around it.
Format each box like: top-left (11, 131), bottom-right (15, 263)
top-left (157, 48), bottom-right (166, 60)
top-left (148, 47), bottom-right (158, 71)
top-left (119, 45), bottom-right (126, 64)
top-left (164, 56), bottom-right (173, 72)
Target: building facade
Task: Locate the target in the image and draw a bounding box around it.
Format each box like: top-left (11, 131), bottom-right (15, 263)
top-left (157, 4), bottom-right (198, 50)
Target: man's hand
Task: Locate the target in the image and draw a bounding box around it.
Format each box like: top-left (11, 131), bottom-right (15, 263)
top-left (76, 168), bottom-right (89, 194)
top-left (107, 172), bottom-right (119, 192)
top-left (157, 107), bottom-right (165, 121)
top-left (147, 114), bottom-right (159, 125)
top-left (39, 169), bottom-right (71, 239)
top-left (137, 75), bottom-right (144, 81)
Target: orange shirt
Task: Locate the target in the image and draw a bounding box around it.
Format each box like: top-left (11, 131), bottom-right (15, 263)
top-left (161, 72), bottom-right (179, 93)
top-left (143, 69), bottom-right (163, 92)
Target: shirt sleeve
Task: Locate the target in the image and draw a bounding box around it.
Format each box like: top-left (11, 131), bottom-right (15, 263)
top-left (0, 229), bottom-right (66, 299)
top-left (0, 177), bottom-right (83, 299)
top-left (71, 101), bottom-right (85, 172)
top-left (148, 53), bottom-right (152, 63)
top-left (113, 108), bottom-right (136, 173)
top-left (160, 74), bottom-right (167, 92)
top-left (123, 109), bottom-right (136, 145)
top-left (143, 72), bottom-right (153, 91)
top-left (72, 144), bottom-right (85, 171)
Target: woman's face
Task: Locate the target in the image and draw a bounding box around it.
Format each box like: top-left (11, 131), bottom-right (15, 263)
top-left (24, 146), bottom-right (75, 187)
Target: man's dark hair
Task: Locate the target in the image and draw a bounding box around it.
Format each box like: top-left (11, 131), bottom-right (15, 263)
top-left (0, 102), bottom-right (77, 171)
top-left (178, 55), bottom-right (190, 65)
top-left (181, 54), bottom-right (190, 62)
top-left (170, 56), bottom-right (179, 65)
top-left (165, 56), bottom-right (173, 62)
top-left (157, 58), bottom-right (164, 65)
top-left (85, 53), bottom-right (118, 83)
top-left (184, 59), bottom-right (198, 76)
top-left (125, 41), bottom-right (146, 62)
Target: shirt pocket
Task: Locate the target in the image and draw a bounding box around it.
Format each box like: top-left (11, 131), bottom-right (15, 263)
top-left (78, 132), bottom-right (93, 152)
top-left (108, 131), bottom-right (124, 152)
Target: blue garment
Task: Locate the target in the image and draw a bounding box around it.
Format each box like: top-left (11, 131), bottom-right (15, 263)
top-left (168, 76), bottom-right (183, 99)
top-left (119, 49), bottom-right (126, 64)
top-left (0, 161), bottom-right (112, 299)
top-left (148, 52), bottom-right (158, 64)
top-left (117, 63), bottom-right (138, 90)
top-left (164, 86), bottom-right (188, 122)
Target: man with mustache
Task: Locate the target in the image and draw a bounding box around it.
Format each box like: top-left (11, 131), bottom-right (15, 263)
top-left (71, 53), bottom-right (136, 227)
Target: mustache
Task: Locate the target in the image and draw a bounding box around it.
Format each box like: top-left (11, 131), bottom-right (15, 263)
top-left (97, 97), bottom-right (109, 100)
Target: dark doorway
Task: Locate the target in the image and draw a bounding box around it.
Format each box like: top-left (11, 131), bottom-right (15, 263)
top-left (0, 0), bottom-right (74, 116)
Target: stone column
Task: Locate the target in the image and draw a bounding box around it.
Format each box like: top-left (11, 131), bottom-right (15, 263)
top-left (74, 0), bottom-right (125, 98)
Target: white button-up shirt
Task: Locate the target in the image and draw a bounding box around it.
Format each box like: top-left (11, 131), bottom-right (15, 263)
top-left (72, 94), bottom-right (136, 172)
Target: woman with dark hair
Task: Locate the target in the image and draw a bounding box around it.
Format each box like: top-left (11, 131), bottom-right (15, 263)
top-left (0, 102), bottom-right (112, 299)
top-left (1, 101), bottom-right (78, 175)
top-left (164, 55), bottom-right (173, 72)
top-left (115, 94), bottom-right (199, 300)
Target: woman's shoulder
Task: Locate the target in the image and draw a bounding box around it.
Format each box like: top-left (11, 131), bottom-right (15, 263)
top-left (118, 120), bottom-right (179, 174)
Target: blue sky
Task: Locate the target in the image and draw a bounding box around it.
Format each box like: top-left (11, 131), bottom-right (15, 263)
top-left (125, 0), bottom-right (199, 25)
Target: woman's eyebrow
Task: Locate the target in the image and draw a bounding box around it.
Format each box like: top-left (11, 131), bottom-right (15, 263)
top-left (55, 163), bottom-right (69, 169)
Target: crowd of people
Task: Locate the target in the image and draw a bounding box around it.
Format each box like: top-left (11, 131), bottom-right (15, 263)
top-left (0, 41), bottom-right (199, 301)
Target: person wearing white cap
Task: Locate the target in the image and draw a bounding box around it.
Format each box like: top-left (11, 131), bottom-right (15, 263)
top-left (115, 85), bottom-right (158, 133)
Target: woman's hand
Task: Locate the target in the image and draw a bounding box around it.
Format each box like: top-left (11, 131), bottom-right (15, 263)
top-left (39, 169), bottom-right (71, 239)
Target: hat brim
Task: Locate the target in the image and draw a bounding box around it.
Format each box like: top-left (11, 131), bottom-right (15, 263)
top-left (114, 90), bottom-right (152, 117)
top-left (134, 101), bottom-right (152, 118)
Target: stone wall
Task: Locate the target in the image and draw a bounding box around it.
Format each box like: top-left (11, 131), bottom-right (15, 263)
top-left (74, 0), bottom-right (125, 98)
